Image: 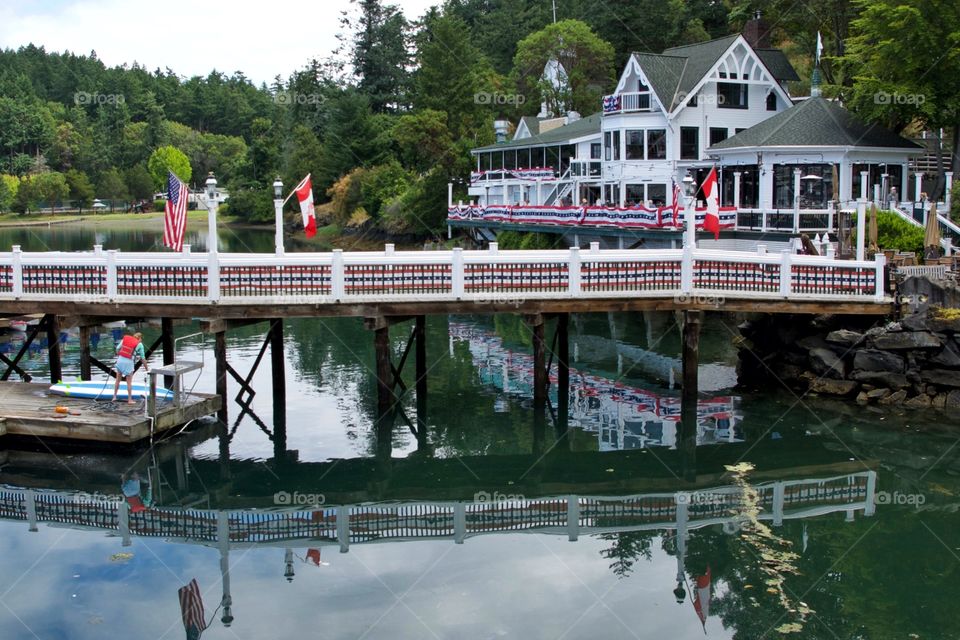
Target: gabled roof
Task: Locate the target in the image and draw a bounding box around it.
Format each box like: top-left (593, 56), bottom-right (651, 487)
top-left (629, 52), bottom-right (687, 112)
top-left (472, 113), bottom-right (601, 152)
top-left (515, 116), bottom-right (540, 139)
top-left (754, 49), bottom-right (800, 82)
top-left (659, 35), bottom-right (740, 110)
top-left (708, 97), bottom-right (923, 151)
top-left (630, 35), bottom-right (798, 112)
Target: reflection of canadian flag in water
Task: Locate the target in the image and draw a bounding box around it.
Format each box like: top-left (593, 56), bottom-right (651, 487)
top-left (306, 548), bottom-right (322, 566)
top-left (702, 168), bottom-right (720, 239)
top-left (294, 174), bottom-right (317, 238)
top-left (693, 566), bottom-right (712, 629)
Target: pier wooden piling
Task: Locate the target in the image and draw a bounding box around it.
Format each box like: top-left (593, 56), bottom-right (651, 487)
top-left (44, 314), bottom-right (61, 384)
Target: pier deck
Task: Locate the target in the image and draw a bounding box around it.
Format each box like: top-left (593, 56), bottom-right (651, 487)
top-left (0, 382), bottom-right (221, 443)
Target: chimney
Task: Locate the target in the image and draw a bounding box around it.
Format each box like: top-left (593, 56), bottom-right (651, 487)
top-left (493, 119), bottom-right (510, 144)
top-left (742, 10), bottom-right (772, 49)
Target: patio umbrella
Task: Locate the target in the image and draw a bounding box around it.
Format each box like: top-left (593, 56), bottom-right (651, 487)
top-left (868, 204), bottom-right (879, 253)
top-left (925, 202), bottom-right (941, 258)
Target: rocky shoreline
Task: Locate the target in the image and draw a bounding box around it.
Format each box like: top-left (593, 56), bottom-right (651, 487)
top-left (737, 308), bottom-right (960, 411)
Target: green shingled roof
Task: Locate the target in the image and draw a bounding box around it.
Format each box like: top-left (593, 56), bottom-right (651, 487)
top-left (516, 116), bottom-right (540, 138)
top-left (631, 35), bottom-right (798, 111)
top-left (755, 48), bottom-right (800, 82)
top-left (708, 97), bottom-right (922, 151)
top-left (472, 112), bottom-right (602, 152)
top-left (660, 35), bottom-right (740, 110)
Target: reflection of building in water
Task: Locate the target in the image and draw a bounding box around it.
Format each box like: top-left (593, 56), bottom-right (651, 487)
top-left (449, 322), bottom-right (742, 450)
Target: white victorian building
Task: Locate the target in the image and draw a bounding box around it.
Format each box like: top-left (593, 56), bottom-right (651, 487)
top-left (457, 15), bottom-right (927, 245)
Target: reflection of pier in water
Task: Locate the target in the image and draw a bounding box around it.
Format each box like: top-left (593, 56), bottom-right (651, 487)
top-left (450, 322), bottom-right (742, 450)
top-left (0, 471), bottom-right (876, 550)
top-left (0, 418), bottom-right (878, 633)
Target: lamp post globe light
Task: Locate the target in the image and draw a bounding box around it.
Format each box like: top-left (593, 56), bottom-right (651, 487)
top-left (273, 176), bottom-right (285, 256)
top-left (205, 172), bottom-right (218, 254)
top-left (682, 172), bottom-right (696, 248)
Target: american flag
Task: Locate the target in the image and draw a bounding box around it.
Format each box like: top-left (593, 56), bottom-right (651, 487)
top-left (163, 171), bottom-right (188, 252)
top-left (671, 179), bottom-right (682, 226)
top-left (178, 578), bottom-right (208, 640)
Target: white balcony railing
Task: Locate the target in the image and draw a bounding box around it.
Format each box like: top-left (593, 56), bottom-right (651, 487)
top-left (602, 91), bottom-right (654, 115)
top-left (0, 242), bottom-right (888, 305)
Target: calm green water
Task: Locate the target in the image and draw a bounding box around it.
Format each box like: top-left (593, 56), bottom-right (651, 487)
top-left (0, 225), bottom-right (958, 640)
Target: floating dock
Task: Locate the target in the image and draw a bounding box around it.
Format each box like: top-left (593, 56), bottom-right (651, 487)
top-left (0, 382), bottom-right (221, 443)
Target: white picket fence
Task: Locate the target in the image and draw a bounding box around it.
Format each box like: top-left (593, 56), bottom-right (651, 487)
top-left (0, 242), bottom-right (888, 305)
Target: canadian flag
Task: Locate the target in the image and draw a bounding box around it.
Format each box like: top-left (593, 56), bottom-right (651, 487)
top-left (702, 167), bottom-right (720, 240)
top-left (294, 174), bottom-right (317, 238)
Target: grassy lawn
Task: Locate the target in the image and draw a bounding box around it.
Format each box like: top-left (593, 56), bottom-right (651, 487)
top-left (0, 210), bottom-right (235, 226)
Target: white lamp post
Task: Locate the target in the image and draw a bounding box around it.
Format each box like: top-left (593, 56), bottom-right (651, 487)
top-left (682, 172), bottom-right (696, 248)
top-left (205, 172), bottom-right (218, 254)
top-left (273, 177), bottom-right (284, 256)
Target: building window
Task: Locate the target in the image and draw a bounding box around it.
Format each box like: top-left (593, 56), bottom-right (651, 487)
top-left (687, 94), bottom-right (698, 107)
top-left (604, 132), bottom-right (611, 161)
top-left (612, 130), bottom-right (621, 160)
top-left (648, 183), bottom-right (667, 206)
top-left (766, 93), bottom-right (777, 111)
top-left (625, 184), bottom-right (645, 206)
top-left (517, 148), bottom-right (531, 168)
top-left (590, 143), bottom-right (601, 160)
top-left (735, 128), bottom-right (746, 134)
top-left (718, 82), bottom-right (748, 109)
top-left (680, 127), bottom-right (699, 160)
top-left (709, 128), bottom-right (728, 147)
top-left (625, 130), bottom-right (645, 160)
top-left (647, 129), bottom-right (666, 159)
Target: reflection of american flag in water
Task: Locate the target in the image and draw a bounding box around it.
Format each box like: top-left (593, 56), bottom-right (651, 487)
top-left (178, 578), bottom-right (208, 640)
top-left (163, 171), bottom-right (188, 252)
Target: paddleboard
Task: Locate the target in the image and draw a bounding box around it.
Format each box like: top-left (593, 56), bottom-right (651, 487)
top-left (49, 380), bottom-right (174, 401)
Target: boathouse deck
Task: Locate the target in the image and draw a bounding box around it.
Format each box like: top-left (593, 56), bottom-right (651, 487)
top-left (0, 382), bottom-right (221, 443)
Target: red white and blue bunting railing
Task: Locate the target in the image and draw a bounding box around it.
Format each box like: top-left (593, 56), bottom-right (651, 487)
top-left (447, 203), bottom-right (737, 230)
top-left (470, 167), bottom-right (557, 184)
top-left (602, 95), bottom-right (622, 113)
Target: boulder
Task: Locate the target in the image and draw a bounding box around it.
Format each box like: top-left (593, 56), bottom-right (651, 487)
top-left (933, 393), bottom-right (948, 409)
top-left (855, 391), bottom-right (869, 405)
top-left (878, 389), bottom-right (908, 406)
top-left (853, 349), bottom-right (905, 373)
top-left (850, 370), bottom-right (910, 390)
top-left (930, 340), bottom-right (960, 368)
top-left (946, 390), bottom-right (960, 411)
top-left (900, 313), bottom-right (929, 332)
top-left (826, 329), bottom-right (864, 347)
top-left (776, 363), bottom-right (805, 382)
top-left (904, 394), bottom-right (933, 409)
top-left (928, 315), bottom-right (960, 333)
top-left (798, 335), bottom-right (833, 352)
top-left (808, 378), bottom-right (859, 396)
top-left (809, 348), bottom-right (846, 379)
top-left (871, 331), bottom-right (942, 350)
top-left (919, 369), bottom-right (960, 389)
top-left (866, 388), bottom-right (891, 400)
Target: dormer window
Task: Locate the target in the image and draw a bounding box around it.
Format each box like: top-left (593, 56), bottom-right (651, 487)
top-left (718, 82), bottom-right (748, 109)
top-left (766, 92), bottom-right (777, 111)
top-left (635, 78), bottom-right (650, 110)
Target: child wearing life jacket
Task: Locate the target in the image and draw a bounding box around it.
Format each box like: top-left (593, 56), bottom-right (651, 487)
top-left (112, 332), bottom-right (150, 404)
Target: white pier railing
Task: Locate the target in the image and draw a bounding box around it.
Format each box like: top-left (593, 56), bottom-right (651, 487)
top-left (0, 243), bottom-right (888, 305)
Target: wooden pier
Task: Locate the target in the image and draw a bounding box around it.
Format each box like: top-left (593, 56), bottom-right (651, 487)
top-left (0, 242), bottom-right (896, 444)
top-left (0, 382), bottom-right (221, 443)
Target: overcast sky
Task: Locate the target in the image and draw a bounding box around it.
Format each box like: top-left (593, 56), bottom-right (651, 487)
top-left (0, 0), bottom-right (439, 85)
